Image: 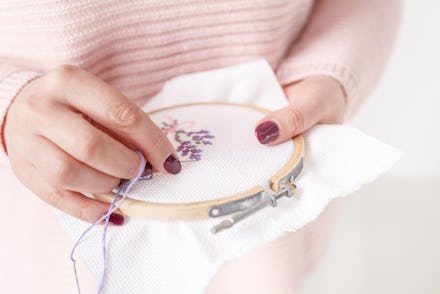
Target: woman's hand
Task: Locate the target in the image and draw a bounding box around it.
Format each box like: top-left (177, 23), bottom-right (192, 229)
top-left (3, 65), bottom-right (180, 224)
top-left (255, 75), bottom-right (347, 145)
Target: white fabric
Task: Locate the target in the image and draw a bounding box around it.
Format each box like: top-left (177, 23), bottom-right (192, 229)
top-left (128, 104), bottom-right (293, 203)
top-left (59, 60), bottom-right (401, 294)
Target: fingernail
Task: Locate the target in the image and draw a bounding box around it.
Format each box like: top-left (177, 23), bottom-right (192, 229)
top-left (163, 154), bottom-right (181, 174)
top-left (255, 121), bottom-right (279, 144)
top-left (141, 162), bottom-right (153, 177)
top-left (109, 213), bottom-right (125, 226)
top-left (119, 179), bottom-right (129, 186)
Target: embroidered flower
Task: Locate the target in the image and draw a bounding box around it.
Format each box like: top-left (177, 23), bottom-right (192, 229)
top-left (161, 118), bottom-right (215, 161)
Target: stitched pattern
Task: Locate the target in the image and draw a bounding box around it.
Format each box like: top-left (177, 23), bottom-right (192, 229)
top-left (161, 116), bottom-right (215, 161)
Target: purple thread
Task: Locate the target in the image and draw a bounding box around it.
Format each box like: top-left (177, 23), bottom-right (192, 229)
top-left (175, 130), bottom-right (215, 161)
top-left (70, 150), bottom-right (147, 294)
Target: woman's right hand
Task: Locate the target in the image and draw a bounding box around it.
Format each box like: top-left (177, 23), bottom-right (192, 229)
top-left (2, 65), bottom-right (180, 225)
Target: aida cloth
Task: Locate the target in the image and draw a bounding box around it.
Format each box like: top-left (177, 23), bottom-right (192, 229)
top-left (127, 103), bottom-right (293, 204)
top-left (59, 60), bottom-right (401, 294)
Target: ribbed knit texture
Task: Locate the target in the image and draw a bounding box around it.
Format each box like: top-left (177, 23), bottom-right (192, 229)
top-left (0, 0), bottom-right (402, 164)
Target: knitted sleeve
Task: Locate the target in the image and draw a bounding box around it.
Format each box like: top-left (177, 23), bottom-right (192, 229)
top-left (0, 64), bottom-right (41, 164)
top-left (276, 0), bottom-right (403, 119)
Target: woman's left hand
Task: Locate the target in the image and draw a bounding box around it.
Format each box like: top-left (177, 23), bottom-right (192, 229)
top-left (255, 75), bottom-right (347, 145)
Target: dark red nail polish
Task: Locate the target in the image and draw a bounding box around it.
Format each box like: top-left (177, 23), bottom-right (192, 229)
top-left (141, 162), bottom-right (153, 177)
top-left (119, 179), bottom-right (129, 186)
top-left (255, 121), bottom-right (279, 144)
top-left (163, 154), bottom-right (181, 174)
top-left (109, 213), bottom-right (125, 226)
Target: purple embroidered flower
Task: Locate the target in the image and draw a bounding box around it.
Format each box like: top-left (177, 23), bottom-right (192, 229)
top-left (188, 130), bottom-right (215, 146)
top-left (176, 140), bottom-right (203, 161)
top-left (161, 118), bottom-right (215, 161)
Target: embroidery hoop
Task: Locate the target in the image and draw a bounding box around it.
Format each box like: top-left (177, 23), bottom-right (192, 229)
top-left (94, 102), bottom-right (304, 233)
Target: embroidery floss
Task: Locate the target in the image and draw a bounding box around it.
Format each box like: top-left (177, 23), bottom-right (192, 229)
top-left (70, 150), bottom-right (148, 294)
top-left (69, 120), bottom-right (213, 293)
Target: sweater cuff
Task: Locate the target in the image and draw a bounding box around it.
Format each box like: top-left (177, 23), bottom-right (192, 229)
top-left (0, 70), bottom-right (41, 165)
top-left (276, 62), bottom-right (360, 121)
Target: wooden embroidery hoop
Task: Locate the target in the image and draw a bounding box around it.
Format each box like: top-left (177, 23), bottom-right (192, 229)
top-left (94, 102), bottom-right (304, 227)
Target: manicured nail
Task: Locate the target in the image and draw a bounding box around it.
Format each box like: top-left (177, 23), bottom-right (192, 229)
top-left (141, 162), bottom-right (153, 177)
top-left (119, 178), bottom-right (129, 186)
top-left (109, 213), bottom-right (125, 226)
top-left (255, 121), bottom-right (279, 144)
top-left (163, 154), bottom-right (181, 174)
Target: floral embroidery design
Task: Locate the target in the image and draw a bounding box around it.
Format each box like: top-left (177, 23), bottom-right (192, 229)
top-left (161, 116), bottom-right (215, 161)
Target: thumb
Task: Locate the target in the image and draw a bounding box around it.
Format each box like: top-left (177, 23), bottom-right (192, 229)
top-left (254, 102), bottom-right (315, 146)
top-left (254, 76), bottom-right (346, 146)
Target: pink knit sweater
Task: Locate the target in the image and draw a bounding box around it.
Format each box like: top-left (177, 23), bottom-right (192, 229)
top-left (0, 2), bottom-right (402, 292)
top-left (0, 0), bottom-right (401, 164)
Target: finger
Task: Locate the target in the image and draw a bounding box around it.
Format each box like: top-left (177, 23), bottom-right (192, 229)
top-left (45, 65), bottom-right (180, 174)
top-left (255, 76), bottom-right (345, 146)
top-left (34, 101), bottom-right (140, 179)
top-left (31, 135), bottom-right (120, 193)
top-left (15, 163), bottom-right (124, 225)
top-left (255, 98), bottom-right (320, 146)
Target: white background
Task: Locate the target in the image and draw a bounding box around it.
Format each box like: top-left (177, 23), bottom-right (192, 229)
top-left (350, 0), bottom-right (440, 180)
top-left (301, 2), bottom-right (440, 293)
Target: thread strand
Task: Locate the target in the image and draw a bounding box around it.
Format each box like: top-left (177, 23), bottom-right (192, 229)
top-left (70, 150), bottom-right (147, 294)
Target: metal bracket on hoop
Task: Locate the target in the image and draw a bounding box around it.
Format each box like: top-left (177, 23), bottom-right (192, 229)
top-left (210, 158), bottom-right (303, 234)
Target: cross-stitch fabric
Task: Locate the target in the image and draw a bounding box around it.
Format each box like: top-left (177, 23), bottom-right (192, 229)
top-left (128, 103), bottom-right (293, 203)
top-left (59, 60), bottom-right (401, 294)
